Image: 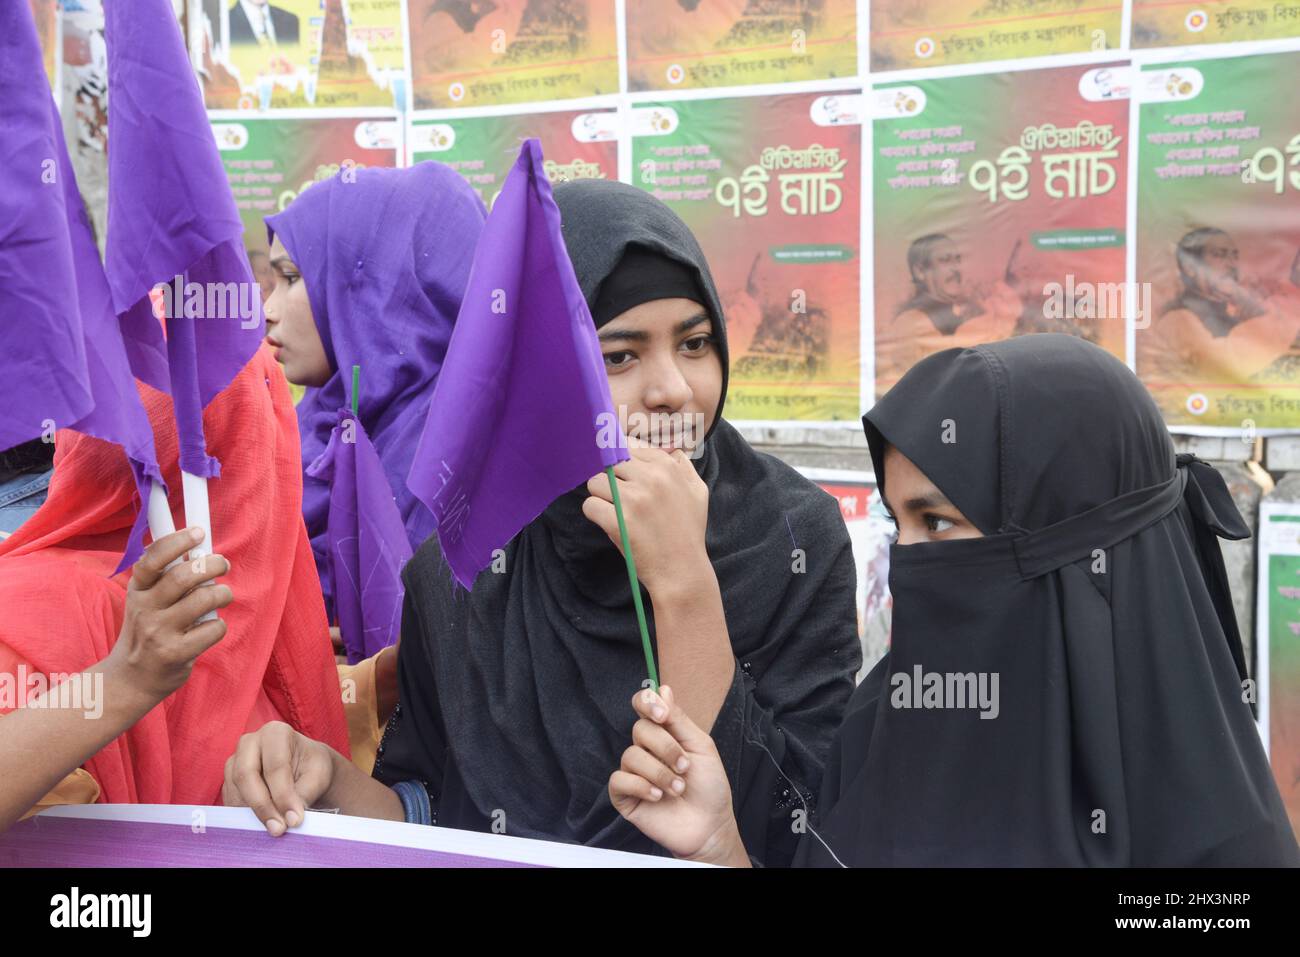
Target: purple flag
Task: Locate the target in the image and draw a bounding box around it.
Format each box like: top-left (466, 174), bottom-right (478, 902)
top-left (407, 139), bottom-right (627, 589)
top-left (103, 0), bottom-right (265, 479)
top-left (307, 410), bottom-right (412, 664)
top-left (0, 0), bottom-right (161, 569)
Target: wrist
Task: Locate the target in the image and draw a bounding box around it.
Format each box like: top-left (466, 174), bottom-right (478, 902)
top-left (694, 817), bottom-right (750, 868)
top-left (98, 655), bottom-right (165, 724)
top-left (644, 550), bottom-right (716, 604)
top-left (320, 746), bottom-right (356, 809)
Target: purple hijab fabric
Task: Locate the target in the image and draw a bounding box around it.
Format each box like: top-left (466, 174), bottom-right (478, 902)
top-left (406, 139), bottom-right (627, 589)
top-left (266, 163), bottom-right (486, 611)
top-left (306, 410), bottom-right (412, 664)
top-left (104, 0), bottom-right (265, 480)
top-left (0, 1), bottom-right (160, 570)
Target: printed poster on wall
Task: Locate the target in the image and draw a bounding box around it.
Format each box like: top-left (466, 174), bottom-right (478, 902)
top-left (196, 0), bottom-right (406, 110)
top-left (409, 107), bottom-right (617, 210)
top-left (1135, 52), bottom-right (1300, 429)
top-left (211, 113), bottom-right (401, 272)
top-left (873, 63), bottom-right (1130, 398)
top-left (869, 0), bottom-right (1122, 71)
top-left (1255, 500), bottom-right (1300, 842)
top-left (631, 92), bottom-right (862, 422)
top-left (626, 0), bottom-right (857, 92)
top-left (407, 0), bottom-right (618, 109)
top-left (1133, 1), bottom-right (1300, 48)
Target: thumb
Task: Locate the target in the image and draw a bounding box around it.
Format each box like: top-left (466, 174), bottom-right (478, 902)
top-left (656, 685), bottom-right (714, 754)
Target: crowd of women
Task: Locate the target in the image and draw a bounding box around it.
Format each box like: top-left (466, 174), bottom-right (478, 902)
top-left (0, 160), bottom-right (1296, 867)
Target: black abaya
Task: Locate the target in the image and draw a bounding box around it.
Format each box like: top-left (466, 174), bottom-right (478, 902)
top-left (796, 334), bottom-right (1299, 867)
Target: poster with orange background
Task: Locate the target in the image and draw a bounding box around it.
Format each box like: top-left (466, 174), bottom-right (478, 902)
top-left (626, 0), bottom-right (857, 92)
top-left (870, 0), bottom-right (1122, 71)
top-left (408, 0), bottom-right (618, 109)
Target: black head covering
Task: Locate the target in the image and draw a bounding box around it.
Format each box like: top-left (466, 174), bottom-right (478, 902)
top-left (796, 333), bottom-right (1299, 866)
top-left (591, 245), bottom-right (706, 328)
top-left (377, 179), bottom-right (861, 858)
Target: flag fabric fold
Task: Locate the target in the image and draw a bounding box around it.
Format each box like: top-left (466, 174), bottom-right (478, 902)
top-left (0, 0), bottom-right (161, 570)
top-left (104, 0), bottom-right (265, 480)
top-left (407, 139), bottom-right (627, 589)
top-left (306, 409), bottom-right (412, 664)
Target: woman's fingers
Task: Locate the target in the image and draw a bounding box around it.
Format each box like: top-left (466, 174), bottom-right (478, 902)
top-left (129, 527), bottom-right (204, 592)
top-left (580, 494), bottom-right (618, 541)
top-left (632, 716), bottom-right (690, 775)
top-left (609, 769), bottom-right (663, 814)
top-left (227, 731), bottom-right (285, 834)
top-left (631, 685), bottom-right (713, 753)
top-left (259, 723), bottom-right (306, 830)
top-left (621, 744), bottom-right (684, 797)
top-left (163, 582), bottom-right (233, 632)
top-left (586, 470), bottom-right (612, 502)
top-left (179, 617), bottom-right (228, 660)
top-left (149, 553), bottom-right (230, 609)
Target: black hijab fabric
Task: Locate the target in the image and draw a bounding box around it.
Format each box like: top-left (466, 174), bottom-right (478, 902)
top-left (375, 179), bottom-right (861, 863)
top-left (795, 334), bottom-right (1299, 867)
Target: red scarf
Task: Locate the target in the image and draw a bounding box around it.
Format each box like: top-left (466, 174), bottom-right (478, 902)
top-left (0, 347), bottom-right (349, 804)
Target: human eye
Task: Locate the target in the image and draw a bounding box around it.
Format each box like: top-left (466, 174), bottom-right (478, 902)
top-left (924, 514), bottom-right (956, 534)
top-left (603, 350), bottom-right (635, 370)
top-left (680, 334), bottom-right (714, 355)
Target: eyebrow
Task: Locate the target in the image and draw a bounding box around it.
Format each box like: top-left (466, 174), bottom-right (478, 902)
top-left (598, 312), bottom-right (711, 344)
top-left (901, 491), bottom-right (954, 511)
top-left (882, 489), bottom-right (954, 516)
top-left (269, 256), bottom-right (297, 272)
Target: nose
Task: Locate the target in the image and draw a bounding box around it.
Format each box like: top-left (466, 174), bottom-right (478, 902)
top-left (642, 354), bottom-right (694, 412)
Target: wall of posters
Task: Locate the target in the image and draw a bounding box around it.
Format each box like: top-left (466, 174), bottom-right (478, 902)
top-left (1135, 51), bottom-right (1300, 429)
top-left (626, 0), bottom-right (857, 92)
top-left (869, 0), bottom-right (1122, 71)
top-left (1255, 500), bottom-right (1300, 840)
top-left (409, 107), bottom-right (618, 209)
top-left (407, 0), bottom-right (618, 109)
top-left (873, 63), bottom-right (1130, 397)
top-left (631, 92), bottom-right (862, 421)
top-left (212, 113), bottom-right (401, 267)
top-left (197, 0), bottom-right (407, 110)
top-left (20, 0), bottom-right (1300, 434)
top-left (1133, 1), bottom-right (1300, 48)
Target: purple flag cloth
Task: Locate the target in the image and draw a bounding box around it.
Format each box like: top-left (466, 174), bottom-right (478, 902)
top-left (0, 1), bottom-right (161, 570)
top-left (306, 409), bottom-right (412, 664)
top-left (104, 0), bottom-right (265, 479)
top-left (265, 163), bottom-right (485, 614)
top-left (407, 139), bottom-right (627, 589)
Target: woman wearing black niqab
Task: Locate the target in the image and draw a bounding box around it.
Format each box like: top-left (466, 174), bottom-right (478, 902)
top-left (222, 179), bottom-right (863, 866)
top-left (609, 333), bottom-right (1299, 866)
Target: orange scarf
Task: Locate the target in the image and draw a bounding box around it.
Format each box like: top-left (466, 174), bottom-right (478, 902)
top-left (0, 347), bottom-right (349, 804)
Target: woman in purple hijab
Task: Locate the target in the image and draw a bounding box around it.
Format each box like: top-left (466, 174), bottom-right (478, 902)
top-left (262, 163), bottom-right (487, 616)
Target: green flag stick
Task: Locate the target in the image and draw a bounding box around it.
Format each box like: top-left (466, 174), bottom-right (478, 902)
top-left (351, 364), bottom-right (360, 416)
top-left (605, 465), bottom-right (659, 691)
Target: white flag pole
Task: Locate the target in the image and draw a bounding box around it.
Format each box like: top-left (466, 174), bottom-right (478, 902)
top-left (182, 471), bottom-right (217, 623)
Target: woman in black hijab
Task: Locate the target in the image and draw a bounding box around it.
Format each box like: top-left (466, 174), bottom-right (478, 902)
top-left (222, 180), bottom-right (862, 866)
top-left (608, 333), bottom-right (1299, 866)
